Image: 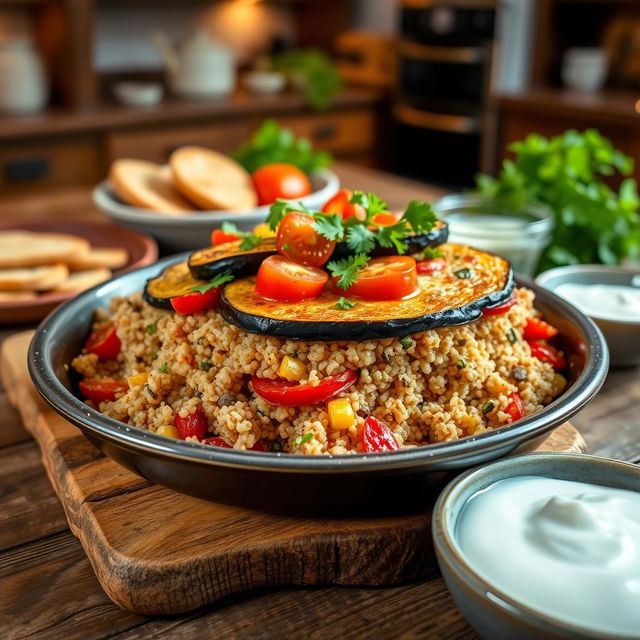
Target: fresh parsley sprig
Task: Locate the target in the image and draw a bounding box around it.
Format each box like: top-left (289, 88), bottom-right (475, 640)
top-left (335, 297), bottom-right (357, 309)
top-left (326, 254), bottom-right (369, 289)
top-left (191, 271), bottom-right (234, 294)
top-left (220, 222), bottom-right (262, 251)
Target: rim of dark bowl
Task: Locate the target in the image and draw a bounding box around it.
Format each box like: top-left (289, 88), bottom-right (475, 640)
top-left (28, 254), bottom-right (609, 474)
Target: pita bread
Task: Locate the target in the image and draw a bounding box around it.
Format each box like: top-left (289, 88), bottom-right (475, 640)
top-left (0, 263), bottom-right (69, 291)
top-left (66, 247), bottom-right (128, 271)
top-left (53, 268), bottom-right (112, 293)
top-left (0, 290), bottom-right (37, 302)
top-left (0, 231), bottom-right (90, 268)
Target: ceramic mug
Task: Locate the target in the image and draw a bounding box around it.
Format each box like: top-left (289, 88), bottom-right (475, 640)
top-left (562, 47), bottom-right (608, 93)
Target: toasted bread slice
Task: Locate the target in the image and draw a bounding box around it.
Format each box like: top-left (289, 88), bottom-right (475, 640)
top-left (0, 264), bottom-right (69, 291)
top-left (67, 247), bottom-right (128, 271)
top-left (110, 159), bottom-right (196, 215)
top-left (0, 290), bottom-right (37, 303)
top-left (53, 268), bottom-right (112, 293)
top-left (0, 231), bottom-right (90, 268)
top-left (170, 146), bottom-right (257, 211)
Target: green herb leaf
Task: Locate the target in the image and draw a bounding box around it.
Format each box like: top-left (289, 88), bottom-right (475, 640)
top-left (144, 384), bottom-right (157, 400)
top-left (346, 224), bottom-right (376, 254)
top-left (199, 360), bottom-right (213, 372)
top-left (335, 297), bottom-right (357, 310)
top-left (326, 253), bottom-right (369, 289)
top-left (220, 221), bottom-right (262, 251)
top-left (312, 212), bottom-right (344, 241)
top-left (191, 271), bottom-right (234, 294)
top-left (454, 268), bottom-right (473, 279)
top-left (421, 247), bottom-right (444, 259)
top-left (402, 200), bottom-right (437, 233)
top-left (266, 199), bottom-right (311, 231)
top-left (150, 352), bottom-right (158, 361)
top-left (159, 361), bottom-right (169, 374)
top-left (350, 191), bottom-right (388, 220)
top-left (293, 432), bottom-right (314, 446)
top-left (400, 336), bottom-right (414, 349)
top-left (376, 221), bottom-right (410, 254)
top-left (482, 400), bottom-right (495, 414)
top-left (507, 328), bottom-right (519, 344)
top-left (271, 441), bottom-right (282, 452)
top-left (457, 357), bottom-right (467, 369)
top-left (145, 322), bottom-right (157, 335)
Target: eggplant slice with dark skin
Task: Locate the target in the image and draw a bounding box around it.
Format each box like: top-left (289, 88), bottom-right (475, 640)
top-left (219, 244), bottom-right (514, 341)
top-left (188, 221), bottom-right (449, 281)
top-left (144, 261), bottom-right (207, 310)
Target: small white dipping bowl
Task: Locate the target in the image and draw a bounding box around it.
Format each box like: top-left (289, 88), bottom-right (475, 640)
top-left (93, 168), bottom-right (340, 252)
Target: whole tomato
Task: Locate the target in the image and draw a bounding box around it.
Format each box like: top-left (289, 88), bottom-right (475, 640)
top-left (252, 163), bottom-right (312, 206)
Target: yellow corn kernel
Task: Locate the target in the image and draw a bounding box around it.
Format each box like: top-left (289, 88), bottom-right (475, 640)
top-left (127, 372), bottom-right (148, 388)
top-left (327, 398), bottom-right (356, 430)
top-left (253, 223), bottom-right (276, 238)
top-left (156, 424), bottom-right (180, 439)
top-left (552, 373), bottom-right (567, 395)
top-left (278, 355), bottom-right (307, 381)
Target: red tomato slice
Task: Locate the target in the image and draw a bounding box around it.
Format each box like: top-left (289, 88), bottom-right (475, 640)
top-left (79, 379), bottom-right (128, 403)
top-left (528, 341), bottom-right (566, 371)
top-left (360, 416), bottom-right (399, 453)
top-left (416, 258), bottom-right (447, 274)
top-left (170, 288), bottom-right (220, 315)
top-left (211, 229), bottom-right (240, 246)
top-left (339, 256), bottom-right (418, 301)
top-left (371, 212), bottom-right (402, 226)
top-left (321, 189), bottom-right (365, 220)
top-left (276, 211), bottom-right (336, 267)
top-left (256, 255), bottom-right (328, 302)
top-left (84, 324), bottom-right (121, 360)
top-left (252, 163), bottom-right (312, 206)
top-left (204, 436), bottom-right (232, 448)
top-left (482, 291), bottom-right (518, 317)
top-left (504, 392), bottom-right (526, 422)
top-left (251, 370), bottom-right (357, 407)
top-left (523, 317), bottom-right (559, 341)
top-left (174, 410), bottom-right (207, 440)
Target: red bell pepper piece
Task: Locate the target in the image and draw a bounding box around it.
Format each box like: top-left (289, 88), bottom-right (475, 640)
top-left (523, 317), bottom-right (559, 341)
top-left (504, 392), bottom-right (526, 422)
top-left (416, 258), bottom-right (447, 274)
top-left (174, 409), bottom-right (208, 440)
top-left (251, 369), bottom-right (357, 407)
top-left (79, 378), bottom-right (128, 403)
top-left (203, 436), bottom-right (232, 448)
top-left (482, 292), bottom-right (518, 317)
top-left (360, 416), bottom-right (400, 453)
top-left (84, 324), bottom-right (121, 360)
top-left (528, 341), bottom-right (566, 371)
top-left (211, 229), bottom-right (240, 246)
top-left (170, 288), bottom-right (220, 315)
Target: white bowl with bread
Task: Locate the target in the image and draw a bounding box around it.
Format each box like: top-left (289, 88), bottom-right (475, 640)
top-left (92, 136), bottom-right (340, 251)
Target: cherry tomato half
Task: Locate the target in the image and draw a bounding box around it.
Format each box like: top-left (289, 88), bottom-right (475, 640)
top-left (371, 211), bottom-right (402, 226)
top-left (523, 317), bottom-right (559, 341)
top-left (252, 163), bottom-right (312, 206)
top-left (360, 416), bottom-right (399, 453)
top-left (322, 189), bottom-right (365, 220)
top-left (338, 256), bottom-right (419, 301)
top-left (251, 369), bottom-right (357, 407)
top-left (79, 379), bottom-right (128, 404)
top-left (174, 410), bottom-right (207, 440)
top-left (482, 291), bottom-right (518, 317)
top-left (256, 255), bottom-right (328, 302)
top-left (504, 392), bottom-right (526, 422)
top-left (416, 258), bottom-right (447, 274)
top-left (211, 229), bottom-right (240, 246)
top-left (84, 324), bottom-right (121, 360)
top-left (528, 341), bottom-right (566, 371)
top-left (276, 211), bottom-right (336, 267)
top-left (171, 288), bottom-right (220, 315)
top-left (204, 436), bottom-right (232, 448)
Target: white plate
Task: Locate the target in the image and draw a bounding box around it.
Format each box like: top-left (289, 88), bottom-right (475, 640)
top-left (93, 169), bottom-right (340, 252)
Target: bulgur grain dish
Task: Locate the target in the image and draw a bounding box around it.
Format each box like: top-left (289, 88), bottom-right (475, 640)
top-left (72, 194), bottom-right (568, 455)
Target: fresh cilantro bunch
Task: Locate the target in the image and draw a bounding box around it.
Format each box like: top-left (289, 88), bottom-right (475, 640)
top-left (475, 129), bottom-right (640, 272)
top-left (232, 120), bottom-right (332, 175)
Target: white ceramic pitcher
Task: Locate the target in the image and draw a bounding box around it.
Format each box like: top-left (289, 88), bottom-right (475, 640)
top-left (0, 39), bottom-right (47, 114)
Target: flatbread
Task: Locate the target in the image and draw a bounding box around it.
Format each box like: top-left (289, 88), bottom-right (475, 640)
top-left (0, 291), bottom-right (37, 302)
top-left (66, 247), bottom-right (128, 271)
top-left (170, 146), bottom-right (257, 211)
top-left (53, 268), bottom-right (112, 293)
top-left (0, 264), bottom-right (69, 291)
top-left (0, 231), bottom-right (90, 268)
top-left (110, 159), bottom-right (196, 215)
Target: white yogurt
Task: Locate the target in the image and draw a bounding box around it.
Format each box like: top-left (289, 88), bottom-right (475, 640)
top-left (457, 475), bottom-right (640, 637)
top-left (554, 282), bottom-right (640, 323)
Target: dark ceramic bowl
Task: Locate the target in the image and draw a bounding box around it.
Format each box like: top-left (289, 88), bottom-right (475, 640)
top-left (28, 255), bottom-right (609, 515)
top-left (433, 453), bottom-right (640, 640)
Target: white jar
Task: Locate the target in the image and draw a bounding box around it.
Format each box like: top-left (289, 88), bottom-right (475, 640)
top-left (0, 39), bottom-right (47, 114)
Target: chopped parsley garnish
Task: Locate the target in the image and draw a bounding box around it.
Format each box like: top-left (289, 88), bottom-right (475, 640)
top-left (422, 247), bottom-right (444, 259)
top-left (220, 222), bottom-right (262, 251)
top-left (312, 213), bottom-right (343, 241)
top-left (482, 400), bottom-right (495, 414)
top-left (400, 336), bottom-right (414, 349)
top-left (191, 271), bottom-right (234, 294)
top-left (454, 268), bottom-right (473, 279)
top-left (326, 253), bottom-right (369, 289)
top-left (271, 441), bottom-right (283, 452)
top-left (150, 352), bottom-right (158, 361)
top-left (457, 357), bottom-right (467, 369)
top-left (294, 432), bottom-right (314, 446)
top-left (144, 384), bottom-right (157, 399)
top-left (199, 360), bottom-right (213, 371)
top-left (145, 322), bottom-right (157, 335)
top-left (158, 361), bottom-right (169, 373)
top-left (335, 297), bottom-right (357, 310)
top-left (266, 199), bottom-right (311, 231)
top-left (507, 328), bottom-right (519, 344)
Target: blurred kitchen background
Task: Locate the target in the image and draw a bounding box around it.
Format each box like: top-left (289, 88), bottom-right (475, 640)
top-left (0, 0), bottom-right (638, 201)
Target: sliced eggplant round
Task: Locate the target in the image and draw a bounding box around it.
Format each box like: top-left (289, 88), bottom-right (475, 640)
top-left (219, 244), bottom-right (514, 341)
top-left (144, 261), bottom-right (207, 310)
top-left (189, 239), bottom-right (277, 280)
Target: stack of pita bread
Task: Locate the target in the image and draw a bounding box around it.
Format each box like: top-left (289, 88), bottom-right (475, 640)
top-left (0, 231), bottom-right (128, 303)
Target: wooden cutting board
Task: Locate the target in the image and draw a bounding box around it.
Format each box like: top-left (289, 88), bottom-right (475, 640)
top-left (2, 331), bottom-right (586, 616)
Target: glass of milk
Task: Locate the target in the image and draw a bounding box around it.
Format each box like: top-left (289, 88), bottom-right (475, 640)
top-left (433, 195), bottom-right (554, 276)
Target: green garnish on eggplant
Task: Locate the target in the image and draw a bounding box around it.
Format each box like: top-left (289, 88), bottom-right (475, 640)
top-left (143, 262), bottom-right (207, 310)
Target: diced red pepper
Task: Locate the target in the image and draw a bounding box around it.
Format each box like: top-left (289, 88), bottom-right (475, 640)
top-left (528, 341), bottom-right (566, 371)
top-left (504, 392), bottom-right (526, 422)
top-left (360, 416), bottom-right (400, 453)
top-left (211, 229), bottom-right (240, 246)
top-left (482, 292), bottom-right (518, 317)
top-left (203, 436), bottom-right (232, 448)
top-left (250, 440), bottom-right (268, 451)
top-left (523, 317), bottom-right (559, 341)
top-left (251, 369), bottom-right (357, 407)
top-left (84, 324), bottom-right (121, 360)
top-left (170, 288), bottom-right (220, 315)
top-left (174, 409), bottom-right (208, 440)
top-left (79, 378), bottom-right (128, 403)
top-left (416, 258), bottom-right (447, 274)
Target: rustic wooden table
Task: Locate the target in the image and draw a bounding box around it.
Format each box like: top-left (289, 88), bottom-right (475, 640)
top-left (0, 164), bottom-right (638, 640)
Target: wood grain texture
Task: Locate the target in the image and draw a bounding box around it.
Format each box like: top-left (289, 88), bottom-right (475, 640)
top-left (2, 331), bottom-right (585, 615)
